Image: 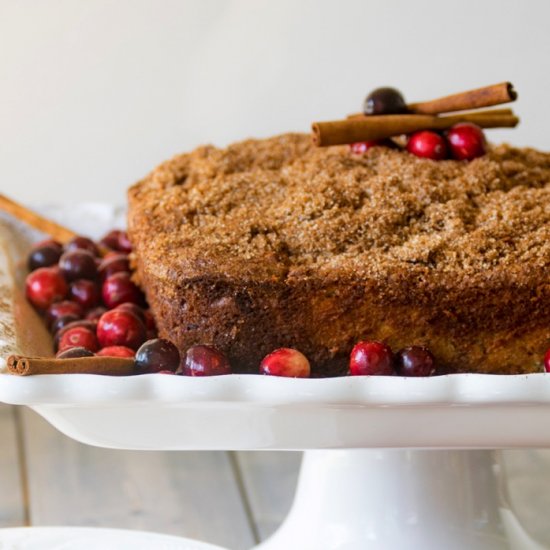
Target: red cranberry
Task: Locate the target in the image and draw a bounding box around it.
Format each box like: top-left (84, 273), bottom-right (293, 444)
top-left (85, 306), bottom-right (107, 321)
top-left (407, 131), bottom-right (448, 160)
top-left (259, 348), bottom-right (310, 378)
top-left (117, 231), bottom-right (133, 253)
top-left (349, 341), bottom-right (395, 376)
top-left (25, 267), bottom-right (68, 310)
top-left (58, 326), bottom-right (99, 353)
top-left (65, 236), bottom-right (99, 256)
top-left (102, 272), bottom-right (144, 309)
top-left (544, 348), bottom-right (550, 373)
top-left (27, 245), bottom-right (62, 272)
top-left (396, 346), bottom-right (436, 376)
top-left (69, 279), bottom-right (101, 309)
top-left (33, 239), bottom-right (63, 252)
top-left (447, 123), bottom-right (486, 161)
top-left (115, 302), bottom-right (146, 323)
top-left (59, 250), bottom-right (98, 281)
top-left (46, 300), bottom-right (83, 326)
top-left (51, 313), bottom-right (81, 335)
top-left (97, 345), bottom-right (135, 358)
top-left (56, 346), bottom-right (95, 359)
top-left (97, 309), bottom-right (146, 350)
top-left (99, 230), bottom-right (124, 251)
top-left (98, 254), bottom-right (130, 282)
top-left (135, 338), bottom-right (180, 373)
top-left (350, 139), bottom-right (396, 154)
top-left (364, 87), bottom-right (407, 115)
top-left (54, 319), bottom-right (98, 351)
top-left (182, 345), bottom-right (231, 376)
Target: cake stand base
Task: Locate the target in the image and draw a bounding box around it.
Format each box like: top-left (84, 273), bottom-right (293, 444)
top-left (253, 450), bottom-right (541, 550)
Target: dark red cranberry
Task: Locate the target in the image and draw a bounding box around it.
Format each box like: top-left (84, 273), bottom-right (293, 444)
top-left (59, 250), bottom-right (98, 281)
top-left (446, 123), bottom-right (486, 161)
top-left (544, 348), bottom-right (550, 373)
top-left (25, 267), bottom-right (68, 310)
top-left (99, 230), bottom-right (124, 251)
top-left (85, 306), bottom-right (107, 321)
top-left (117, 231), bottom-right (133, 253)
top-left (364, 87), bottom-right (407, 115)
top-left (407, 131), bottom-right (448, 160)
top-left (259, 348), bottom-right (310, 378)
top-left (135, 338), bottom-right (180, 374)
top-left (69, 279), bottom-right (101, 309)
top-left (396, 346), bottom-right (436, 377)
top-left (56, 346), bottom-right (95, 359)
top-left (27, 245), bottom-right (62, 271)
top-left (182, 345), bottom-right (231, 376)
top-left (51, 313), bottom-right (81, 335)
top-left (350, 139), bottom-right (397, 154)
top-left (46, 300), bottom-right (83, 327)
top-left (33, 239), bottom-right (63, 253)
top-left (65, 236), bottom-right (99, 256)
top-left (349, 341), bottom-right (395, 376)
top-left (143, 310), bottom-right (156, 331)
top-left (98, 254), bottom-right (130, 282)
top-left (54, 319), bottom-right (98, 351)
top-left (102, 272), bottom-right (144, 309)
top-left (115, 302), bottom-right (146, 323)
top-left (58, 326), bottom-right (99, 353)
top-left (97, 309), bottom-right (146, 350)
top-left (97, 345), bottom-right (135, 358)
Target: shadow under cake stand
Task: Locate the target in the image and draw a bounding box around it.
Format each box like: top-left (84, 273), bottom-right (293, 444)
top-left (0, 373), bottom-right (549, 550)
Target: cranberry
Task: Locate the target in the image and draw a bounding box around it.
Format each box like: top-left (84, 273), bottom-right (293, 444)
top-left (33, 239), bottom-right (63, 253)
top-left (447, 123), bottom-right (486, 161)
top-left (97, 309), bottom-right (146, 350)
top-left (25, 267), bottom-right (68, 310)
top-left (407, 131), bottom-right (448, 160)
top-left (51, 313), bottom-right (81, 335)
top-left (396, 346), bottom-right (436, 376)
top-left (65, 236), bottom-right (99, 256)
top-left (46, 300), bottom-right (83, 326)
top-left (143, 310), bottom-right (156, 331)
top-left (59, 250), bottom-right (98, 281)
top-left (182, 345), bottom-right (231, 376)
top-left (117, 231), bottom-right (133, 253)
top-left (135, 338), bottom-right (180, 373)
top-left (350, 139), bottom-right (397, 154)
top-left (544, 348), bottom-right (550, 373)
top-left (364, 87), bottom-right (407, 115)
top-left (97, 345), bottom-right (135, 358)
top-left (27, 245), bottom-right (62, 272)
top-left (69, 279), bottom-right (101, 310)
top-left (56, 346), bottom-right (95, 359)
top-left (99, 230), bottom-right (124, 251)
top-left (259, 348), bottom-right (310, 378)
top-left (102, 272), bottom-right (144, 309)
top-left (349, 341), bottom-right (395, 376)
top-left (58, 326), bottom-right (99, 353)
top-left (115, 302), bottom-right (146, 323)
top-left (98, 254), bottom-right (130, 282)
top-left (54, 319), bottom-right (97, 351)
top-left (85, 306), bottom-right (107, 321)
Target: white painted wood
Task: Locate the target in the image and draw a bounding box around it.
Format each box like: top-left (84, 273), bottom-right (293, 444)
top-left (0, 405), bottom-right (26, 527)
top-left (20, 408), bottom-right (256, 550)
top-left (234, 452), bottom-right (301, 542)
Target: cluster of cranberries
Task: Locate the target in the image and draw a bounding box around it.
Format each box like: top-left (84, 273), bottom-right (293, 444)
top-left (352, 87), bottom-right (487, 162)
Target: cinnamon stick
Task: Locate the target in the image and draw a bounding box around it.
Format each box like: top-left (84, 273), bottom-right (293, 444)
top-left (0, 194), bottom-right (77, 244)
top-left (408, 82), bottom-right (517, 115)
top-left (7, 355), bottom-right (136, 376)
top-left (312, 112), bottom-right (519, 147)
top-left (348, 108), bottom-right (514, 120)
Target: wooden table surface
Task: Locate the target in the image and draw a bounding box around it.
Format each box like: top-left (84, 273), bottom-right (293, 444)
top-left (0, 404), bottom-right (301, 549)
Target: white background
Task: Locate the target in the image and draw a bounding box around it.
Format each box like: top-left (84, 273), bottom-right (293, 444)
top-left (1, 0), bottom-right (549, 205)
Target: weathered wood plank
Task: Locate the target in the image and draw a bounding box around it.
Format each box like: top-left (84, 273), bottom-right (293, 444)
top-left (234, 451), bottom-right (301, 542)
top-left (21, 408), bottom-right (256, 550)
top-left (0, 405), bottom-right (26, 527)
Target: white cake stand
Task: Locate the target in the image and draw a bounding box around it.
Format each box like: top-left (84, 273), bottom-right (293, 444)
top-left (1, 373), bottom-right (549, 550)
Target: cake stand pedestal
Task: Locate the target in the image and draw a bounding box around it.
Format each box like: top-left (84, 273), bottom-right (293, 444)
top-left (255, 449), bottom-right (534, 550)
